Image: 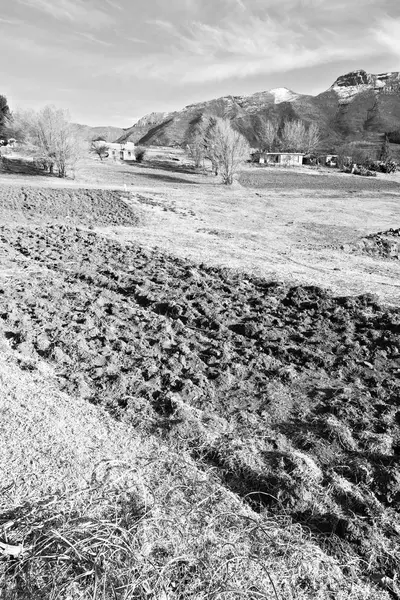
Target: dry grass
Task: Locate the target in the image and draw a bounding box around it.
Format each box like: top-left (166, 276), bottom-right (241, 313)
top-left (0, 350), bottom-right (390, 600)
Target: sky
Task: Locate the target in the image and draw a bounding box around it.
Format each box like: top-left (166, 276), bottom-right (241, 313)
top-left (1, 0), bottom-right (400, 127)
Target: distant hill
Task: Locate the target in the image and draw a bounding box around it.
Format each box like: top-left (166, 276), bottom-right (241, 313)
top-left (72, 123), bottom-right (125, 143)
top-left (120, 70), bottom-right (400, 152)
top-left (116, 112), bottom-right (168, 144)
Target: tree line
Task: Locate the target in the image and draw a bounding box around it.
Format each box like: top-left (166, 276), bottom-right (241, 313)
top-left (254, 117), bottom-right (321, 154)
top-left (186, 115), bottom-right (322, 183)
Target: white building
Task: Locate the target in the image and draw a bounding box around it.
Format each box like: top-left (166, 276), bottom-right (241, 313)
top-left (99, 141), bottom-right (135, 161)
top-left (260, 152), bottom-right (304, 167)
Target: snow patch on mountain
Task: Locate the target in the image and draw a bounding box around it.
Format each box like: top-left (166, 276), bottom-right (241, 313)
top-left (269, 88), bottom-right (299, 104)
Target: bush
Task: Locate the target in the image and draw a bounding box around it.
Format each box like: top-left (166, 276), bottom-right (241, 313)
top-left (134, 146), bottom-right (147, 163)
top-left (387, 129), bottom-right (400, 144)
top-left (336, 143), bottom-right (375, 171)
top-left (365, 159), bottom-right (397, 174)
top-left (90, 139), bottom-right (109, 161)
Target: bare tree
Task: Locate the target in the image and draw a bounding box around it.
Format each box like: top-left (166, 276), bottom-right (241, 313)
top-left (10, 106), bottom-right (83, 177)
top-left (204, 117), bottom-right (250, 185)
top-left (256, 118), bottom-right (279, 152)
top-left (90, 138), bottom-right (109, 161)
top-left (36, 106), bottom-right (82, 177)
top-left (3, 110), bottom-right (32, 146)
top-left (201, 117), bottom-right (220, 175)
top-left (304, 123), bottom-right (321, 155)
top-left (187, 136), bottom-right (205, 168)
top-left (0, 95), bottom-right (10, 142)
top-left (186, 118), bottom-right (207, 168)
top-left (280, 119), bottom-right (306, 152)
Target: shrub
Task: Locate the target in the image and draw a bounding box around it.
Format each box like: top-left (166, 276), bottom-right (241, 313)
top-left (90, 139), bottom-right (109, 161)
top-left (379, 135), bottom-right (391, 161)
top-left (336, 143), bottom-right (375, 170)
top-left (134, 146), bottom-right (147, 163)
top-left (387, 129), bottom-right (400, 144)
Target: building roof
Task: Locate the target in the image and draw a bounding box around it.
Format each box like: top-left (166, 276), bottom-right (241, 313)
top-left (263, 152), bottom-right (305, 155)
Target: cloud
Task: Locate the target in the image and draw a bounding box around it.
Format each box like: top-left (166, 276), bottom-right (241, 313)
top-left (104, 0), bottom-right (122, 10)
top-left (0, 17), bottom-right (23, 25)
top-left (124, 35), bottom-right (148, 44)
top-left (77, 31), bottom-right (113, 46)
top-left (15, 0), bottom-right (111, 28)
top-left (115, 10), bottom-right (380, 84)
top-left (373, 17), bottom-right (400, 57)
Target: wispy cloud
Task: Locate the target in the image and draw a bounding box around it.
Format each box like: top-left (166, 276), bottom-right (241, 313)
top-left (104, 0), bottom-right (122, 10)
top-left (15, 0), bottom-right (112, 28)
top-left (373, 17), bottom-right (400, 58)
top-left (124, 35), bottom-right (148, 44)
top-left (116, 10), bottom-right (379, 84)
top-left (0, 17), bottom-right (23, 25)
top-left (77, 31), bottom-right (113, 46)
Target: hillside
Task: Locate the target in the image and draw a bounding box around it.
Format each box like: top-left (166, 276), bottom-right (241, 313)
top-left (72, 123), bottom-right (124, 143)
top-left (116, 112), bottom-right (169, 144)
top-left (121, 69), bottom-right (400, 151)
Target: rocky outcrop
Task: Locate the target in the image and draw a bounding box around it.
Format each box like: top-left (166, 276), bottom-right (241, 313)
top-left (330, 69), bottom-right (400, 104)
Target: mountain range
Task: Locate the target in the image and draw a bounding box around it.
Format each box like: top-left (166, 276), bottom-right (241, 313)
top-left (115, 69), bottom-right (400, 152)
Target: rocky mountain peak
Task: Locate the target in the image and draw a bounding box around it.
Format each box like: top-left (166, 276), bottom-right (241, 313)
top-left (333, 70), bottom-right (373, 88)
top-left (330, 69), bottom-right (400, 104)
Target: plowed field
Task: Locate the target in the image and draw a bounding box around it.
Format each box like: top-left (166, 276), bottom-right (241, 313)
top-left (1, 224), bottom-right (399, 591)
top-left (0, 186), bottom-right (140, 227)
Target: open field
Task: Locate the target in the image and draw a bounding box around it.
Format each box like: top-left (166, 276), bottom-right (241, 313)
top-left (0, 151), bottom-right (399, 599)
top-left (4, 149), bottom-right (400, 304)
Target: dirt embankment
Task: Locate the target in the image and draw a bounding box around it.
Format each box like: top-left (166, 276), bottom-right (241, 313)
top-left (0, 186), bottom-right (140, 227)
top-left (344, 228), bottom-right (400, 259)
top-left (0, 224), bottom-right (399, 592)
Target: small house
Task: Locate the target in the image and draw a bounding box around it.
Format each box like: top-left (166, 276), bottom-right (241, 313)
top-left (260, 152), bottom-right (304, 167)
top-left (102, 141), bottom-right (135, 161)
